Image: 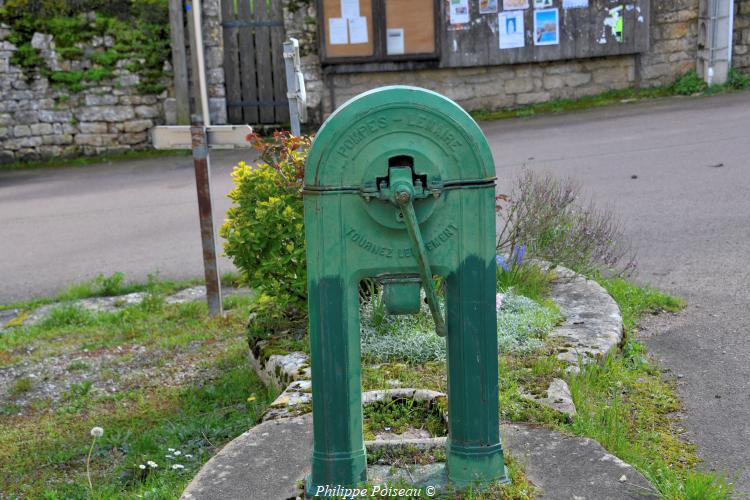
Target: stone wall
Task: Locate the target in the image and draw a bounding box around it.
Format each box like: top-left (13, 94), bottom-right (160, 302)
top-left (285, 0), bottom-right (749, 121)
top-left (0, 28), bottom-right (167, 162)
top-left (734, 0), bottom-right (750, 70)
top-left (0, 0), bottom-right (226, 163)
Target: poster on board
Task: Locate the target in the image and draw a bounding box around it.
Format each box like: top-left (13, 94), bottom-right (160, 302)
top-left (479, 0), bottom-right (498, 14)
top-left (328, 17), bottom-right (348, 45)
top-left (503, 0), bottom-right (529, 10)
top-left (449, 0), bottom-right (471, 24)
top-left (340, 0), bottom-right (360, 19)
top-left (499, 10), bottom-right (525, 49)
top-left (534, 8), bottom-right (559, 45)
top-left (533, 0), bottom-right (553, 7)
top-left (348, 16), bottom-right (368, 44)
top-left (503, 0), bottom-right (528, 9)
top-left (562, 0), bottom-right (588, 7)
top-left (601, 5), bottom-right (624, 43)
top-left (386, 28), bottom-right (405, 54)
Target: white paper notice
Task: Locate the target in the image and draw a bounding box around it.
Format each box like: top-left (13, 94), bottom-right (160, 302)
top-left (450, 0), bottom-right (470, 25)
top-left (348, 16), bottom-right (368, 44)
top-left (386, 28), bottom-right (405, 55)
top-left (329, 17), bottom-right (348, 45)
top-left (499, 11), bottom-right (525, 49)
top-left (341, 0), bottom-right (360, 19)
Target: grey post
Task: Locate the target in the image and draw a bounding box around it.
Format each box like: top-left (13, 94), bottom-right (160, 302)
top-left (283, 38), bottom-right (307, 136)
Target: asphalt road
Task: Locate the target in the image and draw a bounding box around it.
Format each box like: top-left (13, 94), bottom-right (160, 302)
top-left (1, 91), bottom-right (749, 490)
top-left (483, 91), bottom-right (750, 492)
top-left (0, 150), bottom-right (248, 304)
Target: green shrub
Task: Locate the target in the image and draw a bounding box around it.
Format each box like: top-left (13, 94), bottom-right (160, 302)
top-left (673, 70), bottom-right (707, 95)
top-left (727, 67), bottom-right (750, 90)
top-left (359, 291), bottom-right (560, 363)
top-left (221, 132), bottom-right (311, 311)
top-left (496, 170), bottom-right (635, 276)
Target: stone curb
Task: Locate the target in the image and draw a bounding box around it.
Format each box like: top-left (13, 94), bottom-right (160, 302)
top-left (548, 266), bottom-right (624, 368)
top-left (251, 264), bottom-right (623, 420)
top-left (0, 286), bottom-right (252, 332)
top-left (182, 267), bottom-right (655, 499)
top-left (182, 414), bottom-right (657, 500)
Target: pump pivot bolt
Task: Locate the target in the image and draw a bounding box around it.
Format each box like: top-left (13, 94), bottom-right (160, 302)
top-left (396, 190), bottom-right (411, 204)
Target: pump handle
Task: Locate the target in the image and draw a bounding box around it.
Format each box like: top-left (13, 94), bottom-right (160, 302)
top-left (393, 186), bottom-right (447, 338)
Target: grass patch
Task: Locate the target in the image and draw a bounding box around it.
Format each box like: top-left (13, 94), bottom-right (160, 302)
top-left (0, 149), bottom-right (191, 171)
top-left (473, 87), bottom-right (673, 121)
top-left (496, 263), bottom-right (556, 303)
top-left (0, 285), bottom-right (275, 498)
top-left (0, 272), bottom-right (201, 312)
top-left (363, 397), bottom-right (447, 441)
top-left (9, 376), bottom-right (35, 396)
top-left (563, 277), bottom-right (733, 498)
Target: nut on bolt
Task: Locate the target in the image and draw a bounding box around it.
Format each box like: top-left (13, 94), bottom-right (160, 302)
top-left (396, 190), bottom-right (411, 204)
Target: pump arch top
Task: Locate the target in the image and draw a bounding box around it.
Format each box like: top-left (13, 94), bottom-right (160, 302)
top-left (304, 86), bottom-right (496, 190)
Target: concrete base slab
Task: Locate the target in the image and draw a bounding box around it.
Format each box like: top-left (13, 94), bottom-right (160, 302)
top-left (182, 415), bottom-right (656, 500)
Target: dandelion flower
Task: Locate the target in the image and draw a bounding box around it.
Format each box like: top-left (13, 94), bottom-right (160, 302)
top-left (90, 427), bottom-right (104, 438)
top-left (247, 396), bottom-right (256, 402)
top-left (172, 464), bottom-right (185, 470)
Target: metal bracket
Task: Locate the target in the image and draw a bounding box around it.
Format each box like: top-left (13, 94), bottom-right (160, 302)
top-left (151, 125), bottom-right (253, 150)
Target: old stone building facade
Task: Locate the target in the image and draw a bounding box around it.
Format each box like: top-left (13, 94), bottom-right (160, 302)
top-left (1, 0), bottom-right (749, 161)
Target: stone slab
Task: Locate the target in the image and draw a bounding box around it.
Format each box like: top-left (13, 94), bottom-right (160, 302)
top-left (548, 266), bottom-right (624, 367)
top-left (182, 415), bottom-right (656, 499)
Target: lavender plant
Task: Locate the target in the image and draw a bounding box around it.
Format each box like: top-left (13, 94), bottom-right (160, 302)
top-left (496, 170), bottom-right (635, 276)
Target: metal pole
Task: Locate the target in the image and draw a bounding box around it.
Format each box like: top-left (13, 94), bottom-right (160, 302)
top-left (283, 39), bottom-right (301, 136)
top-left (192, 0), bottom-right (211, 126)
top-left (190, 0), bottom-right (221, 315)
top-left (191, 125), bottom-right (223, 316)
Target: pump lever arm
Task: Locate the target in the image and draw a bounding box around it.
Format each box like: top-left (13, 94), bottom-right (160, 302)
top-left (394, 189), bottom-right (447, 338)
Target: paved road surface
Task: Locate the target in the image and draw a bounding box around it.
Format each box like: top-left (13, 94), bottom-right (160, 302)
top-left (483, 91), bottom-right (750, 492)
top-left (0, 151), bottom-right (248, 304)
top-left (1, 91), bottom-right (749, 490)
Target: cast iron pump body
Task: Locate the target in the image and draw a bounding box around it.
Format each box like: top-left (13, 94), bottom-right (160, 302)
top-left (303, 86), bottom-right (508, 494)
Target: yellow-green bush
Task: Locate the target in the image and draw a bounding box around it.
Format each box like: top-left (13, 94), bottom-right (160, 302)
top-left (221, 132), bottom-right (311, 312)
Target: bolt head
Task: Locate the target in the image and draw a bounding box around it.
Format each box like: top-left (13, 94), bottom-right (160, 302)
top-left (396, 191), bottom-right (411, 203)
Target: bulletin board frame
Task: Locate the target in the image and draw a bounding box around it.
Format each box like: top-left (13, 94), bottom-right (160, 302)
top-left (318, 0), bottom-right (651, 72)
top-left (318, 0), bottom-right (442, 65)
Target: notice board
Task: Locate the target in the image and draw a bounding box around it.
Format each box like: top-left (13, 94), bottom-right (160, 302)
top-left (384, 0), bottom-right (437, 56)
top-left (322, 0), bottom-right (375, 59)
top-left (318, 0), bottom-right (651, 70)
top-left (441, 0), bottom-right (651, 67)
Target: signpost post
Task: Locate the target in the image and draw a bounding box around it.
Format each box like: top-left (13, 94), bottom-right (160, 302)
top-left (153, 0), bottom-right (252, 316)
top-left (283, 38), bottom-right (307, 136)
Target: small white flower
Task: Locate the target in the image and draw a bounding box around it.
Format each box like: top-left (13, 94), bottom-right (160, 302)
top-left (139, 464), bottom-right (146, 470)
top-left (185, 454), bottom-right (193, 459)
top-left (173, 451), bottom-right (181, 456)
top-left (171, 464), bottom-right (185, 470)
top-left (166, 454), bottom-right (174, 459)
top-left (147, 461), bottom-right (158, 468)
top-left (90, 427), bottom-right (104, 438)
top-left (168, 448), bottom-right (175, 452)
